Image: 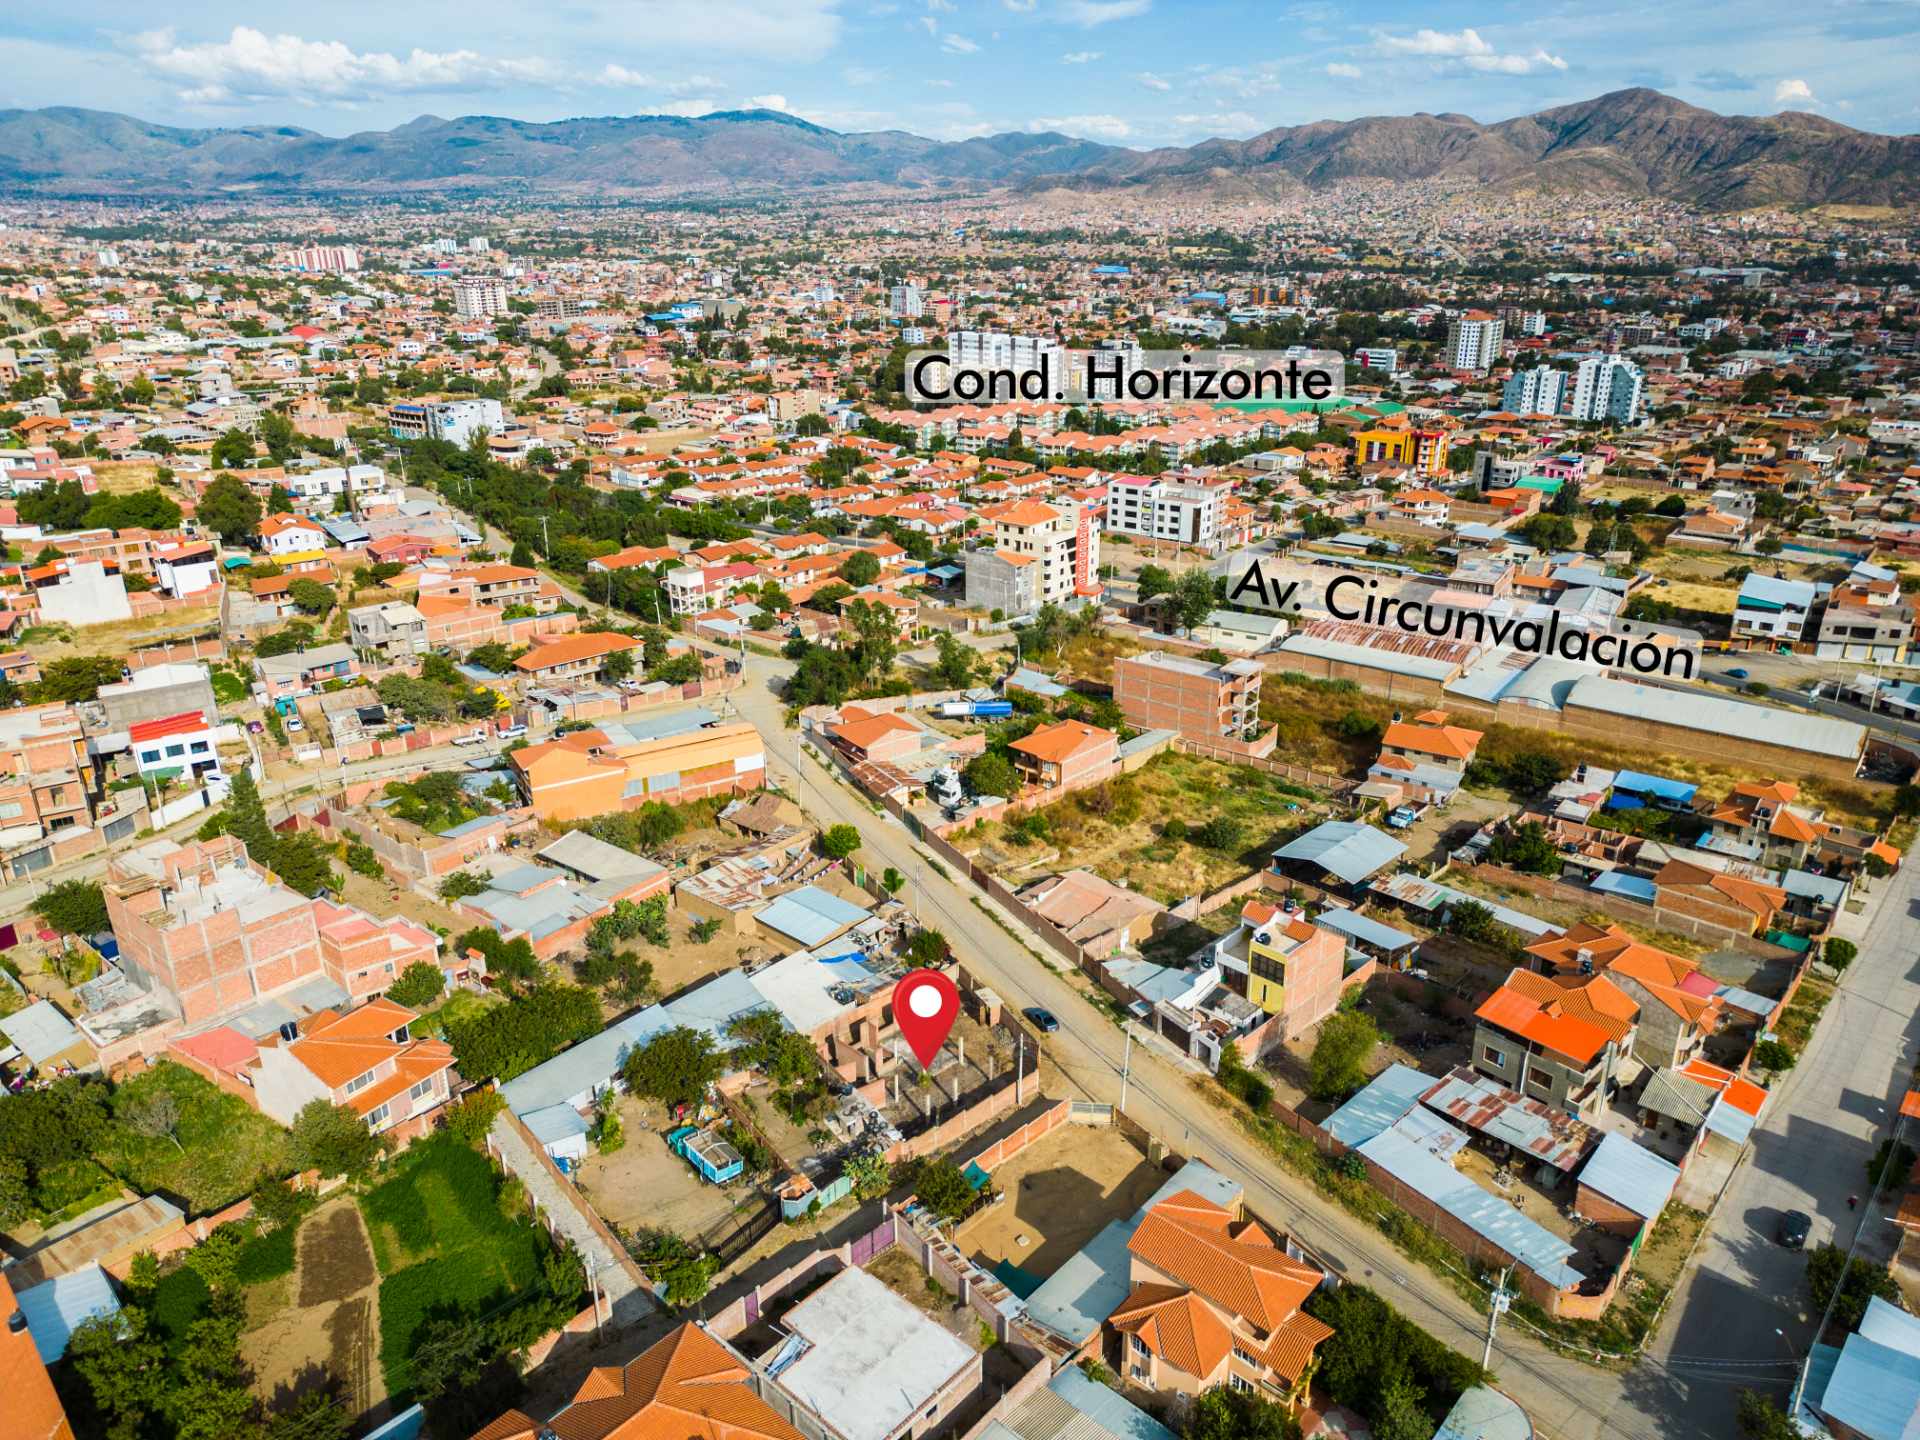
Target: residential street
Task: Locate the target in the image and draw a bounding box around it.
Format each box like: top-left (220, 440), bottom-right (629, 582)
top-left (1645, 854), bottom-right (1920, 1432)
top-left (721, 650), bottom-right (1691, 1440)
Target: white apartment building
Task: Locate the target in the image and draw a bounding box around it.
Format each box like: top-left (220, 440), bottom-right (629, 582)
top-left (1502, 365), bottom-right (1569, 416)
top-left (286, 245), bottom-right (361, 273)
top-left (454, 276), bottom-right (510, 321)
top-left (963, 499), bottom-right (1100, 616)
top-left (1446, 312), bottom-right (1505, 372)
top-left (947, 330), bottom-right (1064, 378)
top-left (891, 285), bottom-right (923, 318)
top-left (1353, 347), bottom-right (1399, 375)
top-left (387, 397), bottom-right (506, 447)
top-left (1105, 475), bottom-right (1226, 548)
top-left (1569, 356), bottom-right (1646, 424)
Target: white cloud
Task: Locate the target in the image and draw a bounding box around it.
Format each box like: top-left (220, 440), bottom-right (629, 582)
top-left (1775, 77), bottom-right (1818, 105)
top-left (746, 93), bottom-right (792, 111)
top-left (1061, 0), bottom-right (1151, 26)
top-left (1169, 111), bottom-right (1260, 135)
top-left (132, 26), bottom-right (568, 104)
top-left (1061, 51), bottom-right (1102, 63)
top-left (1003, 0), bottom-right (1040, 10)
top-left (1029, 112), bottom-right (1131, 139)
top-left (599, 64), bottom-right (652, 87)
top-left (1375, 28), bottom-right (1566, 74)
top-left (941, 32), bottom-right (980, 53)
top-left (1137, 71), bottom-right (1170, 91)
top-left (1324, 62), bottom-right (1361, 79)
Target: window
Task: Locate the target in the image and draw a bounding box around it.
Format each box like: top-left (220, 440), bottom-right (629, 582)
top-left (344, 1070), bottom-right (374, 1095)
top-left (409, 1077), bottom-right (434, 1102)
top-left (1130, 1366), bottom-right (1150, 1383)
top-left (165, 744), bottom-right (186, 758)
top-left (1229, 1375), bottom-right (1255, 1395)
top-left (1528, 1069), bottom-right (1553, 1092)
top-left (366, 1104), bottom-right (390, 1129)
top-left (1233, 1345), bottom-right (1258, 1367)
top-left (1130, 1334), bottom-right (1150, 1358)
top-left (140, 749), bottom-right (163, 764)
top-left (1482, 1044), bottom-right (1507, 1068)
top-left (1250, 952), bottom-right (1285, 984)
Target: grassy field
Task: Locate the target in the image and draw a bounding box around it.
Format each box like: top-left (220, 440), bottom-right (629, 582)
top-left (963, 751), bottom-right (1333, 903)
top-left (28, 607), bottom-right (221, 663)
top-left (358, 1136), bottom-right (547, 1394)
top-left (95, 1060), bottom-right (292, 1215)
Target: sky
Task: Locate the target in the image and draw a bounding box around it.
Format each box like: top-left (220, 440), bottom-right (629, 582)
top-left (3, 0), bottom-right (1917, 148)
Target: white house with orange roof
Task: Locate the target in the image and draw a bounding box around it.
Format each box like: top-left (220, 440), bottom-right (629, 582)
top-left (249, 996), bottom-right (457, 1138)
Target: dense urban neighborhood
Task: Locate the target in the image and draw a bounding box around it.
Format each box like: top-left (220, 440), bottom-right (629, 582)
top-left (6, 51), bottom-right (1920, 1440)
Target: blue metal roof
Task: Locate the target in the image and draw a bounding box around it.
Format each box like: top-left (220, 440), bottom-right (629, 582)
top-left (522, 1102), bottom-right (591, 1146)
top-left (1358, 1124), bottom-right (1583, 1288)
top-left (1325, 1063), bottom-right (1434, 1147)
top-left (16, 1263), bottom-right (120, 1362)
top-left (1044, 1368), bottom-right (1176, 1440)
top-left (1434, 1387), bottom-right (1535, 1440)
top-left (1611, 770), bottom-right (1697, 803)
top-left (1590, 872), bottom-right (1656, 903)
top-left (755, 885), bottom-right (869, 948)
top-left (1576, 1133), bottom-right (1679, 1221)
top-left (1819, 1297), bottom-right (1920, 1440)
top-left (1315, 906), bottom-right (1418, 953)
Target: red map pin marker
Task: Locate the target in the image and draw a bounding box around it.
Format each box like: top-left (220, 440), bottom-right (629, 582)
top-left (893, 968), bottom-right (960, 1070)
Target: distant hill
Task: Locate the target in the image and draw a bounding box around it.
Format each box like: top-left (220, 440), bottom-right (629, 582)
top-left (1, 90), bottom-right (1914, 208)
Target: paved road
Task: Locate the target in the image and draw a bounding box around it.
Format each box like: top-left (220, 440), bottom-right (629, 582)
top-left (1646, 857), bottom-right (1920, 1430)
top-left (721, 651), bottom-right (1694, 1440)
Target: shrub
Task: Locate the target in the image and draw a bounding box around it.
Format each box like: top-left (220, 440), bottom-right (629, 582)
top-left (1806, 1242), bottom-right (1900, 1329)
top-left (1308, 1011), bottom-right (1380, 1103)
top-left (233, 1223), bottom-right (297, 1285)
top-left (387, 961), bottom-right (446, 1010)
top-left (1824, 938), bottom-right (1858, 973)
top-left (1195, 815), bottom-right (1243, 851)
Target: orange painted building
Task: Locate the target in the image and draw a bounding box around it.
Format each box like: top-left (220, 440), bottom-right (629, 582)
top-left (510, 720), bottom-right (766, 822)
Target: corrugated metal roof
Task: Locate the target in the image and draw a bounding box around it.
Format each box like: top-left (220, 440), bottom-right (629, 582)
top-left (1819, 1297), bottom-right (1920, 1440)
top-left (755, 885), bottom-right (869, 947)
top-left (1315, 905), bottom-right (1418, 952)
top-left (1325, 1062), bottom-right (1435, 1147)
top-left (1566, 676), bottom-right (1865, 761)
top-left (1577, 1132), bottom-right (1679, 1221)
top-left (1272, 821), bottom-right (1406, 885)
top-left (1435, 1387), bottom-right (1535, 1440)
top-left (15, 1263), bottom-right (120, 1362)
top-left (1358, 1124), bottom-right (1584, 1289)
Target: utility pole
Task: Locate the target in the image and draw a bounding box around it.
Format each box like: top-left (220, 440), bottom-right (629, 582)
top-left (1482, 1263), bottom-right (1514, 1369)
top-left (1015, 1034), bottom-right (1026, 1105)
top-left (587, 1255), bottom-right (603, 1338)
top-left (1119, 1024), bottom-right (1133, 1113)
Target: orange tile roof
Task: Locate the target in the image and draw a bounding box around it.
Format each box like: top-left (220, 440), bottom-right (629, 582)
top-left (1475, 984), bottom-right (1613, 1067)
top-left (833, 712), bottom-right (920, 751)
top-left (539, 1323), bottom-right (806, 1440)
top-left (1127, 1191), bottom-right (1323, 1333)
top-left (1010, 719), bottom-right (1114, 765)
top-left (1380, 718), bottom-right (1483, 762)
top-left (1264, 1308), bottom-right (1336, 1383)
top-left (514, 632), bottom-right (645, 671)
top-left (1110, 1282), bottom-right (1232, 1378)
top-left (1502, 969), bottom-right (1638, 1043)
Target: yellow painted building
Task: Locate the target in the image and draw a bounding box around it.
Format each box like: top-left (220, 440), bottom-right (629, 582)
top-left (1242, 907), bottom-right (1348, 1039)
top-left (1353, 425), bottom-right (1452, 476)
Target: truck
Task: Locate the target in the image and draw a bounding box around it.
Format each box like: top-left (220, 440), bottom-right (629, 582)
top-left (936, 699), bottom-right (1015, 719)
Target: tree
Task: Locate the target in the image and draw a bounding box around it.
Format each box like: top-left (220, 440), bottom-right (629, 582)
top-left (289, 1100), bottom-right (384, 1179)
top-left (197, 473), bottom-right (263, 544)
top-left (838, 549), bottom-right (881, 587)
top-left (122, 1089), bottom-right (184, 1150)
top-left (1824, 937), bottom-right (1857, 974)
top-left (1184, 1385), bottom-right (1300, 1440)
top-left (1751, 1039), bottom-right (1795, 1076)
top-left (387, 961), bottom-right (446, 1009)
top-left (1195, 815), bottom-right (1243, 851)
top-left (67, 1308), bottom-right (171, 1439)
top-left (821, 824), bottom-right (861, 861)
top-left (1806, 1242), bottom-right (1900, 1330)
top-left (1308, 1011), bottom-right (1379, 1102)
top-left (603, 646), bottom-right (636, 682)
top-left (31, 654), bottom-right (125, 703)
top-left (1487, 821), bottom-right (1561, 876)
top-left (906, 929), bottom-right (948, 968)
top-left (38, 878), bottom-right (108, 936)
top-left (439, 869), bottom-right (491, 901)
top-left (209, 427), bottom-right (254, 469)
top-left (963, 751), bottom-right (1019, 799)
top-left (931, 631), bottom-right (977, 690)
top-left (913, 1159), bottom-right (977, 1220)
top-left (623, 1026), bottom-right (723, 1111)
top-left (271, 831), bottom-right (337, 898)
top-left (1135, 563), bottom-right (1175, 601)
top-left (1173, 568), bottom-right (1218, 632)
top-left (223, 765), bottom-right (277, 863)
top-left (287, 577), bottom-right (335, 617)
top-left (1734, 1391), bottom-right (1798, 1440)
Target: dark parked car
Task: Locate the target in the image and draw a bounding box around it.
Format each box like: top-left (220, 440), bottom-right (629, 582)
top-left (1726, 667), bottom-right (1750, 680)
top-left (1022, 1006), bottom-right (1060, 1034)
top-left (1777, 1210), bottom-right (1812, 1249)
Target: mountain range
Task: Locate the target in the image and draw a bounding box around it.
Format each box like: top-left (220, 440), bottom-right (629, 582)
top-left (1, 89), bottom-right (1915, 209)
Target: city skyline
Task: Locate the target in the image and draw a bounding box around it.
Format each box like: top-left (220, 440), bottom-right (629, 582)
top-left (4, 0), bottom-right (1918, 148)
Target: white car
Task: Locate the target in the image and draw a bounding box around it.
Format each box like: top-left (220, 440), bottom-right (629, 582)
top-left (285, 714), bottom-right (305, 733)
top-left (451, 732), bottom-right (486, 747)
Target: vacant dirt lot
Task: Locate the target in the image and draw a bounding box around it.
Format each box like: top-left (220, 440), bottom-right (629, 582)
top-left (955, 1121), bottom-right (1162, 1281)
top-left (242, 1200), bottom-right (385, 1421)
top-left (572, 1094), bottom-right (755, 1239)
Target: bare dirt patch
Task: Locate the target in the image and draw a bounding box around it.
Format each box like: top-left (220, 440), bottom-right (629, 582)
top-left (954, 1121), bottom-right (1161, 1280)
top-left (242, 1200), bottom-right (385, 1421)
top-left (573, 1094), bottom-right (757, 1240)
